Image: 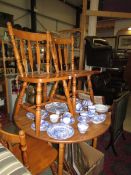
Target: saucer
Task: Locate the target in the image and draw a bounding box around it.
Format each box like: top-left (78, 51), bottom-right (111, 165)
top-left (31, 121), bottom-right (50, 131)
top-left (77, 116), bottom-right (91, 123)
top-left (47, 123), bottom-right (74, 140)
top-left (60, 117), bottom-right (75, 125)
top-left (87, 112), bottom-right (96, 118)
top-left (26, 110), bottom-right (48, 120)
top-left (91, 114), bottom-right (106, 124)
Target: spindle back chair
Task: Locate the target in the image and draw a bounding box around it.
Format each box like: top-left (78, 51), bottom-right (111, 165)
top-left (7, 22), bottom-right (73, 135)
top-left (0, 123), bottom-right (58, 174)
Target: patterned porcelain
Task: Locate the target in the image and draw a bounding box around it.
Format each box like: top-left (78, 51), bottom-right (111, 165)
top-left (82, 99), bottom-right (93, 108)
top-left (31, 121), bottom-right (50, 131)
top-left (60, 117), bottom-right (75, 125)
top-left (47, 123), bottom-right (74, 140)
top-left (45, 102), bottom-right (68, 113)
top-left (91, 114), bottom-right (106, 124)
top-left (77, 123), bottom-right (89, 134)
top-left (77, 116), bottom-right (91, 123)
top-left (26, 110), bottom-right (48, 120)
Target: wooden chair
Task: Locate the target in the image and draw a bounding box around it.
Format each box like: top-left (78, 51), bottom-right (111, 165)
top-left (0, 123), bottom-right (58, 175)
top-left (106, 91), bottom-right (130, 155)
top-left (50, 34), bottom-right (100, 113)
top-left (7, 22), bottom-right (73, 135)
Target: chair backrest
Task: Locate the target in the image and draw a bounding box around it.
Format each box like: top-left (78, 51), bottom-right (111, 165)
top-left (111, 91), bottom-right (130, 140)
top-left (0, 124), bottom-right (28, 167)
top-left (7, 22), bottom-right (53, 76)
top-left (51, 34), bottom-right (75, 72)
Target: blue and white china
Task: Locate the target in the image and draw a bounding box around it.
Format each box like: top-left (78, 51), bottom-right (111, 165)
top-left (50, 114), bottom-right (59, 123)
top-left (82, 99), bottom-right (93, 108)
top-left (31, 121), bottom-right (50, 131)
top-left (40, 110), bottom-right (48, 119)
top-left (88, 105), bottom-right (96, 115)
top-left (61, 117), bottom-right (75, 125)
top-left (77, 116), bottom-right (91, 123)
top-left (26, 110), bottom-right (48, 120)
top-left (47, 123), bottom-right (74, 140)
top-left (63, 112), bottom-right (72, 118)
top-left (94, 104), bottom-right (108, 113)
top-left (76, 102), bottom-right (83, 112)
top-left (77, 123), bottom-right (89, 134)
top-left (80, 111), bottom-right (89, 117)
top-left (26, 112), bottom-right (35, 120)
top-left (45, 102), bottom-right (68, 113)
top-left (91, 114), bottom-right (106, 124)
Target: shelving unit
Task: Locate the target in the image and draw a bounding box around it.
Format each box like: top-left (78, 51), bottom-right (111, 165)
top-left (0, 40), bottom-right (18, 119)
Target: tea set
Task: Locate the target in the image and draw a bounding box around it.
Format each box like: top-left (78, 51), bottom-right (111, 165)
top-left (26, 100), bottom-right (108, 139)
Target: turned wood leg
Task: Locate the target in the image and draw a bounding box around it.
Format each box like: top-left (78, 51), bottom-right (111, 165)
top-left (62, 79), bottom-right (73, 115)
top-left (49, 82), bottom-right (58, 101)
top-left (72, 76), bottom-right (76, 115)
top-left (36, 83), bottom-right (42, 136)
top-left (92, 137), bottom-right (97, 148)
top-left (87, 75), bottom-right (94, 103)
top-left (43, 83), bottom-right (47, 102)
top-left (13, 82), bottom-right (27, 118)
top-left (58, 143), bottom-right (65, 175)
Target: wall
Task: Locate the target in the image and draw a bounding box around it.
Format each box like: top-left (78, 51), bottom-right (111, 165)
top-left (0, 0), bottom-right (76, 32)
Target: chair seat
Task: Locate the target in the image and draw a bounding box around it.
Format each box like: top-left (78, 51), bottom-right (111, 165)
top-left (13, 135), bottom-right (58, 175)
top-left (19, 72), bottom-right (71, 83)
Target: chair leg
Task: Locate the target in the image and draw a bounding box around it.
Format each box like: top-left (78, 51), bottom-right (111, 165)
top-left (87, 76), bottom-right (94, 103)
top-left (105, 135), bottom-right (118, 156)
top-left (49, 82), bottom-right (58, 101)
top-left (35, 83), bottom-right (42, 136)
top-left (62, 80), bottom-right (73, 115)
top-left (50, 162), bottom-right (58, 175)
top-left (13, 82), bottom-right (27, 118)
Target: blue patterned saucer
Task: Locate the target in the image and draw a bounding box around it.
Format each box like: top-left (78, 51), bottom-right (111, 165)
top-left (77, 116), bottom-right (91, 123)
top-left (31, 121), bottom-right (50, 131)
top-left (47, 123), bottom-right (74, 140)
top-left (26, 110), bottom-right (48, 120)
top-left (91, 114), bottom-right (106, 124)
top-left (60, 117), bottom-right (75, 125)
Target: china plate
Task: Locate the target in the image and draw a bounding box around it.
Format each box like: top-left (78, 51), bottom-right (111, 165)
top-left (47, 123), bottom-right (74, 140)
top-left (31, 121), bottom-right (50, 131)
top-left (26, 110), bottom-right (48, 120)
top-left (60, 118), bottom-right (75, 125)
top-left (45, 102), bottom-right (68, 113)
top-left (77, 116), bottom-right (91, 123)
top-left (91, 114), bottom-right (106, 124)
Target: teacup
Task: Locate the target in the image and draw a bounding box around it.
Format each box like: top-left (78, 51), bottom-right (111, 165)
top-left (62, 117), bottom-right (71, 124)
top-left (63, 112), bottom-right (72, 118)
top-left (50, 114), bottom-right (59, 123)
top-left (88, 105), bottom-right (96, 115)
top-left (82, 99), bottom-right (93, 107)
top-left (77, 123), bottom-right (89, 134)
top-left (76, 102), bottom-right (83, 111)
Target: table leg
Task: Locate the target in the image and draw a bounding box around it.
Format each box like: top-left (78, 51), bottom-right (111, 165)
top-left (58, 143), bottom-right (65, 175)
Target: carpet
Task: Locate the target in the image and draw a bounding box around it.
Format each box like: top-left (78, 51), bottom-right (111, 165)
top-left (98, 131), bottom-right (131, 175)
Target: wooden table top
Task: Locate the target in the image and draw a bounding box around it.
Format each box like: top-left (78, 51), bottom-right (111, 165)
top-left (14, 108), bottom-right (111, 144)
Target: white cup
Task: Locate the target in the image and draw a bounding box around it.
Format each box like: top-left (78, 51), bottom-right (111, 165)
top-left (77, 123), bottom-right (89, 134)
top-left (88, 105), bottom-right (96, 115)
top-left (62, 117), bottom-right (71, 124)
top-left (50, 114), bottom-right (59, 123)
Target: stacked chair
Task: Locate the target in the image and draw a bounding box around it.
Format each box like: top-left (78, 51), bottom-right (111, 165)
top-left (7, 22), bottom-right (99, 135)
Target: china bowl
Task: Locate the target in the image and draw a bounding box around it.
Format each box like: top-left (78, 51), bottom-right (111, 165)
top-left (95, 104), bottom-right (108, 113)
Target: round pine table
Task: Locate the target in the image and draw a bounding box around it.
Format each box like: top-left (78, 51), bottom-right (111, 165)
top-left (14, 108), bottom-right (111, 175)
